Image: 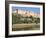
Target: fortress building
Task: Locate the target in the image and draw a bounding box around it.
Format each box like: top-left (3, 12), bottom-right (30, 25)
top-left (13, 9), bottom-right (40, 17)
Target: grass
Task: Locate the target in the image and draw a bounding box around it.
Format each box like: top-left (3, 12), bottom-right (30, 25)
top-left (12, 23), bottom-right (40, 31)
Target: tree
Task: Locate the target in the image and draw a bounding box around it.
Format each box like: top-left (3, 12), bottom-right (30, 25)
top-left (29, 16), bottom-right (32, 18)
top-left (37, 18), bottom-right (40, 23)
top-left (35, 18), bottom-right (40, 24)
top-left (24, 18), bottom-right (27, 23)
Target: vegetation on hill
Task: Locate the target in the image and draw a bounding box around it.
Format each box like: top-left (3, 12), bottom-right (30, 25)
top-left (12, 13), bottom-right (40, 25)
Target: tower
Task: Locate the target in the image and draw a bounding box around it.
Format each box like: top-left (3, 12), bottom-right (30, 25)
top-left (16, 9), bottom-right (18, 14)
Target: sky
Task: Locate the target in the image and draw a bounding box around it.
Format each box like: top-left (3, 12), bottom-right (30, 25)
top-left (12, 7), bottom-right (40, 14)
